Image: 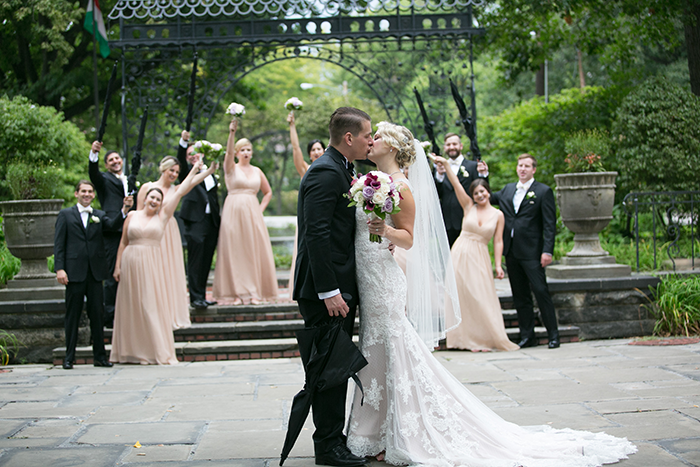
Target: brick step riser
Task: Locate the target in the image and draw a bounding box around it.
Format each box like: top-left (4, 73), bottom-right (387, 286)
top-left (56, 333), bottom-right (578, 366)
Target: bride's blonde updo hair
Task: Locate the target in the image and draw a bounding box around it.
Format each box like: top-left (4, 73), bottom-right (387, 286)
top-left (159, 156), bottom-right (180, 173)
top-left (376, 122), bottom-right (416, 169)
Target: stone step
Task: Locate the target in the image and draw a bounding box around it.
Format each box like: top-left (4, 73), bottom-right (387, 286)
top-left (54, 324), bottom-right (579, 365)
top-left (104, 309), bottom-right (527, 344)
top-left (0, 286), bottom-right (65, 301)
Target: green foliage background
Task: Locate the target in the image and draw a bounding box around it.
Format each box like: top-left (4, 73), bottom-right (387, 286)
top-left (612, 77), bottom-right (700, 194)
top-left (0, 95), bottom-right (89, 202)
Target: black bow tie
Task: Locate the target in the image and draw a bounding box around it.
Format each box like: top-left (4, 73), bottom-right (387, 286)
top-left (347, 162), bottom-right (355, 178)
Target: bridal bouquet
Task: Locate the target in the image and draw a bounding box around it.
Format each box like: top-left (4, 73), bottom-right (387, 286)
top-left (347, 171), bottom-right (402, 243)
top-left (194, 140), bottom-right (225, 162)
top-left (285, 97), bottom-right (303, 111)
top-left (226, 102), bottom-right (246, 118)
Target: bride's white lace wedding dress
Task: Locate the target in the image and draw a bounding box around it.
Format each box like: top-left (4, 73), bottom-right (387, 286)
top-left (346, 200), bottom-right (636, 467)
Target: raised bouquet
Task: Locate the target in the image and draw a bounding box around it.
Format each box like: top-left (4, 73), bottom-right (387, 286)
top-left (347, 171), bottom-right (402, 243)
top-left (226, 102), bottom-right (246, 118)
top-left (193, 140), bottom-right (225, 162)
top-left (285, 97), bottom-right (303, 111)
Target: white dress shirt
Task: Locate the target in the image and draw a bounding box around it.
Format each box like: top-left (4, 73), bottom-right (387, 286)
top-left (77, 204), bottom-right (93, 228)
top-left (513, 178), bottom-right (535, 214)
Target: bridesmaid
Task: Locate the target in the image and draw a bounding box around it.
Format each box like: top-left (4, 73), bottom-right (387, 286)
top-left (137, 157), bottom-right (190, 329)
top-left (213, 119), bottom-right (278, 305)
top-left (287, 111), bottom-right (325, 299)
top-left (110, 160), bottom-right (217, 365)
top-left (434, 155), bottom-right (519, 352)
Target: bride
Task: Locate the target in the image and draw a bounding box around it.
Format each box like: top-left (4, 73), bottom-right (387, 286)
top-left (346, 122), bottom-right (636, 467)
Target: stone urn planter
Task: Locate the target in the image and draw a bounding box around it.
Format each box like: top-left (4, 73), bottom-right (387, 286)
top-left (0, 199), bottom-right (64, 280)
top-left (548, 172), bottom-right (631, 278)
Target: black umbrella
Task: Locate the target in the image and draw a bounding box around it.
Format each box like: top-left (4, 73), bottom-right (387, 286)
top-left (185, 53), bottom-right (198, 132)
top-left (449, 78), bottom-right (481, 161)
top-left (280, 318), bottom-right (368, 466)
top-left (127, 107), bottom-right (148, 196)
top-left (413, 87), bottom-right (441, 157)
top-left (97, 61), bottom-right (119, 143)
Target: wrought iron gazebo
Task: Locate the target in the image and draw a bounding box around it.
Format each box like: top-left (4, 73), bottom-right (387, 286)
top-left (107, 0), bottom-right (485, 162)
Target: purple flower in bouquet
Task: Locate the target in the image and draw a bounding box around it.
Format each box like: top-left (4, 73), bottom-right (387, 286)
top-left (346, 170), bottom-right (402, 243)
top-left (382, 197), bottom-right (393, 213)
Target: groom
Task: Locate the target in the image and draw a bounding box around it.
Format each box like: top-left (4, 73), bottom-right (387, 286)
top-left (490, 154), bottom-right (560, 349)
top-left (293, 107), bottom-right (373, 466)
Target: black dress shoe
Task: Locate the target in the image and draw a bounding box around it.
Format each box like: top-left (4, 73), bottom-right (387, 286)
top-left (548, 338), bottom-right (561, 349)
top-left (204, 300), bottom-right (218, 306)
top-left (94, 358), bottom-right (113, 367)
top-left (517, 337), bottom-right (539, 348)
top-left (191, 300), bottom-right (209, 309)
top-left (62, 360), bottom-right (73, 370)
top-left (316, 445), bottom-right (369, 467)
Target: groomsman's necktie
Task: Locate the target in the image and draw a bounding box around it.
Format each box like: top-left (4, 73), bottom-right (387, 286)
top-left (513, 182), bottom-right (527, 214)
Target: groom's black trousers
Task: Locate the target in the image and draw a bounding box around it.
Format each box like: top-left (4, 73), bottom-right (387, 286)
top-left (297, 298), bottom-right (357, 455)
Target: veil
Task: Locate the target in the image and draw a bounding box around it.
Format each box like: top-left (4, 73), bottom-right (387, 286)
top-left (405, 140), bottom-right (462, 349)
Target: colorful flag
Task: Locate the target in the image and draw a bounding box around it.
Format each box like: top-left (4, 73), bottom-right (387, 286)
top-left (84, 0), bottom-right (110, 58)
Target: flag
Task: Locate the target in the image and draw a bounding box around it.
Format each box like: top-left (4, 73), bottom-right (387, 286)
top-left (84, 0), bottom-right (110, 58)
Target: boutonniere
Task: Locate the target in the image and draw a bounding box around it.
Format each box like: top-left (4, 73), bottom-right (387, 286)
top-left (526, 191), bottom-right (536, 200)
top-left (89, 215), bottom-right (100, 224)
top-left (459, 166), bottom-right (469, 178)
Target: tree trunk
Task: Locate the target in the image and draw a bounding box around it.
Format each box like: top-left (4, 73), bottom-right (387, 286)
top-left (686, 2), bottom-right (700, 96)
top-left (577, 48), bottom-right (586, 92)
top-left (535, 63), bottom-right (545, 96)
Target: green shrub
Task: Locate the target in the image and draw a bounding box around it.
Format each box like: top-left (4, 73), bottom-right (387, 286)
top-left (645, 275), bottom-right (700, 337)
top-left (480, 86), bottom-right (626, 189)
top-left (0, 95), bottom-right (88, 202)
top-left (3, 163), bottom-right (64, 200)
top-left (0, 243), bottom-right (20, 285)
top-left (0, 330), bottom-right (21, 366)
top-left (612, 76), bottom-right (700, 194)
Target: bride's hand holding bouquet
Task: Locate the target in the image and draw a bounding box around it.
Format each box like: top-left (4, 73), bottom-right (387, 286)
top-left (347, 171), bottom-right (402, 243)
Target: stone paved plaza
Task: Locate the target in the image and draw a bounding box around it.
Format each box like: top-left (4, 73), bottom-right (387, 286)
top-left (1, 338), bottom-right (700, 466)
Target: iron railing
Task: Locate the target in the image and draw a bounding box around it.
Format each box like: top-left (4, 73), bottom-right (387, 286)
top-left (622, 191), bottom-right (699, 272)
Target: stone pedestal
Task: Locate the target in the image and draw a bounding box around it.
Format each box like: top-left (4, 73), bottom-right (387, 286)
top-left (547, 256), bottom-right (631, 279)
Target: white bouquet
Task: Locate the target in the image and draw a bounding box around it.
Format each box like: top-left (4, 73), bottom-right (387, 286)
top-left (226, 102), bottom-right (246, 117)
top-left (194, 140), bottom-right (225, 162)
top-left (347, 171), bottom-right (402, 243)
top-left (285, 97), bottom-right (303, 111)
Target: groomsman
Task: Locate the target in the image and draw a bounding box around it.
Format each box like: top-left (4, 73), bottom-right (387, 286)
top-left (177, 130), bottom-right (221, 309)
top-left (490, 154), bottom-right (560, 349)
top-left (433, 133), bottom-right (488, 246)
top-left (88, 141), bottom-right (131, 328)
top-left (54, 181), bottom-right (132, 369)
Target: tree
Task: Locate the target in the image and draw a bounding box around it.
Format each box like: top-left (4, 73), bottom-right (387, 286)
top-left (478, 0), bottom-right (699, 96)
top-left (611, 76), bottom-right (700, 193)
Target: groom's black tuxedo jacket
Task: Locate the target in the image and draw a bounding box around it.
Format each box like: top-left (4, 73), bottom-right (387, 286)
top-left (53, 205), bottom-right (124, 282)
top-left (491, 181), bottom-right (556, 261)
top-left (293, 146), bottom-right (358, 307)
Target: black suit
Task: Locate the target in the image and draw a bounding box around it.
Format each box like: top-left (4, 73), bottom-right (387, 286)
top-left (491, 180), bottom-right (559, 342)
top-left (54, 205), bottom-right (123, 363)
top-left (435, 157), bottom-right (486, 246)
top-left (293, 146), bottom-right (358, 455)
top-left (177, 142), bottom-right (221, 303)
top-left (89, 158), bottom-right (127, 325)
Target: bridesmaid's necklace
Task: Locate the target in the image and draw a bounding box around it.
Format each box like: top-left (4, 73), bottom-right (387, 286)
top-left (389, 170), bottom-right (402, 178)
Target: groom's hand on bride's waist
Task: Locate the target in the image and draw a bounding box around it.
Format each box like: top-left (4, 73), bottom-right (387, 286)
top-left (324, 293), bottom-right (349, 318)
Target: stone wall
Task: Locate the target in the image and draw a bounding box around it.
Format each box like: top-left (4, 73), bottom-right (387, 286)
top-left (548, 276), bottom-right (660, 340)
